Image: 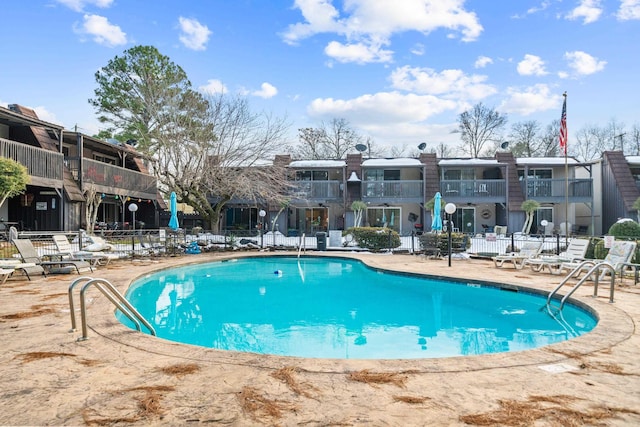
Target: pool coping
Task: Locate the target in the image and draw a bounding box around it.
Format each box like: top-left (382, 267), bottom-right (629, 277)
top-left (85, 252), bottom-right (634, 374)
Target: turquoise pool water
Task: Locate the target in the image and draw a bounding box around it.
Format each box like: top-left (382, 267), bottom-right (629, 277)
top-left (119, 256), bottom-right (597, 359)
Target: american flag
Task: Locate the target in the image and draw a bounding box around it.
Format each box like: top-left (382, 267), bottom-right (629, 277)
top-left (559, 94), bottom-right (567, 155)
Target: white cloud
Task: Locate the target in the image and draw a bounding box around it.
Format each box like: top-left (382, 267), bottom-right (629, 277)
top-left (517, 54), bottom-right (548, 76)
top-left (526, 1), bottom-right (551, 15)
top-left (178, 17), bottom-right (212, 51)
top-left (324, 41), bottom-right (393, 63)
top-left (307, 91), bottom-right (457, 125)
top-left (511, 1), bottom-right (551, 18)
top-left (282, 0), bottom-right (483, 64)
top-left (32, 106), bottom-right (62, 124)
top-left (566, 0), bottom-right (603, 24)
top-left (564, 50), bottom-right (606, 75)
top-left (306, 92), bottom-right (462, 149)
top-left (499, 84), bottom-right (560, 116)
top-left (474, 55), bottom-right (493, 69)
top-left (199, 79), bottom-right (228, 95)
top-left (389, 66), bottom-right (497, 100)
top-left (56, 0), bottom-right (113, 12)
top-left (252, 82), bottom-right (278, 99)
top-left (74, 14), bottom-right (127, 47)
top-left (617, 0), bottom-right (640, 20)
top-left (410, 43), bottom-right (425, 56)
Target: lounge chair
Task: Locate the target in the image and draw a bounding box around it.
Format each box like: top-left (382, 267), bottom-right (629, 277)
top-left (558, 240), bottom-right (636, 280)
top-left (137, 234), bottom-right (166, 256)
top-left (524, 238), bottom-right (589, 274)
top-left (53, 234), bottom-right (118, 266)
top-left (0, 268), bottom-right (14, 284)
top-left (0, 258), bottom-right (46, 281)
top-left (493, 240), bottom-right (543, 269)
top-left (13, 238), bottom-right (93, 275)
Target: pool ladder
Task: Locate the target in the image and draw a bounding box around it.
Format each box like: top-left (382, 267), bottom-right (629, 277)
top-left (297, 233), bottom-right (306, 258)
top-left (68, 277), bottom-right (156, 341)
top-left (546, 260), bottom-right (617, 311)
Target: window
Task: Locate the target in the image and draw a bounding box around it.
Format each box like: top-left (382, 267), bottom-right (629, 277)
top-left (93, 154), bottom-right (116, 165)
top-left (532, 208), bottom-right (553, 234)
top-left (364, 169), bottom-right (400, 181)
top-left (294, 207), bottom-right (328, 233)
top-left (443, 169), bottom-right (475, 180)
top-left (366, 207), bottom-right (400, 232)
top-left (295, 170), bottom-right (328, 181)
top-left (449, 207), bottom-right (475, 233)
top-left (225, 207), bottom-right (258, 231)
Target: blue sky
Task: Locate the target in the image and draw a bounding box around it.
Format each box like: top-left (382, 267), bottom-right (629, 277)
top-left (1, 0), bottom-right (639, 155)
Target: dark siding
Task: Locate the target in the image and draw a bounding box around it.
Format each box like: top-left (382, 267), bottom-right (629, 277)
top-left (602, 151), bottom-right (640, 231)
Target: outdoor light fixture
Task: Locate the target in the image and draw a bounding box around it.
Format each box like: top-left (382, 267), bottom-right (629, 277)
top-left (128, 203), bottom-right (138, 254)
top-left (259, 209), bottom-right (266, 248)
top-left (444, 202), bottom-right (457, 267)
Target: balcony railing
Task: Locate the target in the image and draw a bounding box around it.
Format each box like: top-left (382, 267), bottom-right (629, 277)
top-left (362, 180), bottom-right (423, 200)
top-left (66, 158), bottom-right (157, 199)
top-left (0, 137), bottom-right (63, 183)
top-left (521, 178), bottom-right (592, 200)
top-left (289, 180), bottom-right (342, 200)
top-left (440, 179), bottom-right (506, 199)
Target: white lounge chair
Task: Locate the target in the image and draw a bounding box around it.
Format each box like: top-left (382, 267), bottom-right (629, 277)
top-left (52, 234), bottom-right (118, 266)
top-left (0, 268), bottom-right (13, 284)
top-left (524, 238), bottom-right (589, 274)
top-left (558, 240), bottom-right (636, 280)
top-left (493, 240), bottom-right (543, 269)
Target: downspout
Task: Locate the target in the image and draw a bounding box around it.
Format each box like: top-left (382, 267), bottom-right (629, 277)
top-left (60, 129), bottom-right (65, 231)
top-left (77, 132), bottom-right (84, 230)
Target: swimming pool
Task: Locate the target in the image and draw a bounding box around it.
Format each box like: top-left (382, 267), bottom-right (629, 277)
top-left (119, 256), bottom-right (597, 359)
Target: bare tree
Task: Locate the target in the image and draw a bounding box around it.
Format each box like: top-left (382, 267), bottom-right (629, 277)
top-left (603, 118), bottom-right (626, 152)
top-left (155, 93), bottom-right (292, 231)
top-left (325, 118), bottom-right (361, 158)
top-left (508, 120), bottom-right (541, 157)
top-left (295, 127), bottom-right (327, 159)
top-left (84, 185), bottom-right (102, 233)
top-left (429, 142), bottom-right (456, 158)
top-left (629, 124), bottom-right (640, 155)
top-left (294, 118), bottom-right (363, 159)
top-left (538, 119), bottom-right (561, 157)
top-left (455, 103), bottom-right (507, 158)
top-left (572, 124), bottom-right (607, 161)
top-left (389, 143), bottom-right (409, 157)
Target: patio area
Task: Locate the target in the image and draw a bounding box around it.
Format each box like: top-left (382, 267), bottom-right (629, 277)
top-left (1, 251), bottom-right (639, 425)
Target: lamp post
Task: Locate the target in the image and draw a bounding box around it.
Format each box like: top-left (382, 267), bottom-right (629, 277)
top-left (128, 203), bottom-right (138, 255)
top-left (444, 202), bottom-right (457, 267)
top-left (259, 209), bottom-right (266, 248)
top-left (540, 219), bottom-right (548, 235)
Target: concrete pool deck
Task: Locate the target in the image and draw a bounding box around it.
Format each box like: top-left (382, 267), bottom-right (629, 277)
top-left (1, 251), bottom-right (639, 426)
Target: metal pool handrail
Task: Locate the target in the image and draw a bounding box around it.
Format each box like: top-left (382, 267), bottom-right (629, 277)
top-left (546, 261), bottom-right (617, 310)
top-left (68, 277), bottom-right (156, 340)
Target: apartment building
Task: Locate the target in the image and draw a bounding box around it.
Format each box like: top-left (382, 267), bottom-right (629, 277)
top-left (0, 104), bottom-right (162, 232)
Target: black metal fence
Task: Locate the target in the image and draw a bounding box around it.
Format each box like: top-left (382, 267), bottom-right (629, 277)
top-left (0, 228), bottom-right (588, 261)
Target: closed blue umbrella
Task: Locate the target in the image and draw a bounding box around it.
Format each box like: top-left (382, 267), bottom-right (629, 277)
top-left (431, 192), bottom-right (443, 232)
top-left (168, 192), bottom-right (179, 230)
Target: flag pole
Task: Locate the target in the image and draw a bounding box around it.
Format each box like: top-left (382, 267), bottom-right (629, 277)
top-left (562, 92), bottom-right (569, 248)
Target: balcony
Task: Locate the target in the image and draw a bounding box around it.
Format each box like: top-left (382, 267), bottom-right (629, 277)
top-left (361, 180), bottom-right (423, 203)
top-left (67, 158), bottom-right (157, 200)
top-left (0, 137), bottom-right (64, 187)
top-left (521, 178), bottom-right (592, 202)
top-left (289, 180), bottom-right (342, 202)
top-left (440, 179), bottom-right (506, 202)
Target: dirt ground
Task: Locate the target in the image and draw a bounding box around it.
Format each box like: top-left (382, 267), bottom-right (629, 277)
top-left (1, 251), bottom-right (639, 426)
